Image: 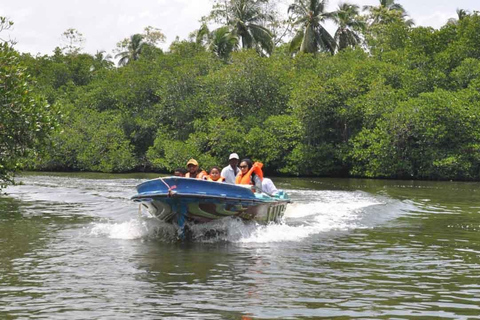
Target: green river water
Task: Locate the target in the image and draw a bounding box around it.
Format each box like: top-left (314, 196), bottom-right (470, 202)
top-left (1, 172), bottom-right (480, 319)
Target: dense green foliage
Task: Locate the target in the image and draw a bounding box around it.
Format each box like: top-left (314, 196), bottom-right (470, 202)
top-left (3, 3), bottom-right (480, 182)
top-left (0, 42), bottom-right (58, 187)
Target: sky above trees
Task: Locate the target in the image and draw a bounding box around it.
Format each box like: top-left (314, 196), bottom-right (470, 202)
top-left (0, 0), bottom-right (478, 55)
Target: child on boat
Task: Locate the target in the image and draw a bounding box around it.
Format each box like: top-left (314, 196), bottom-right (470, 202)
top-left (207, 166), bottom-right (225, 182)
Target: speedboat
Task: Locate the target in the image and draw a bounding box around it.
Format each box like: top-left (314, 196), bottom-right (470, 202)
top-left (131, 177), bottom-right (290, 235)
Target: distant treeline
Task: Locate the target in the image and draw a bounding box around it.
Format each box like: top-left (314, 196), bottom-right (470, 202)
top-left (3, 1), bottom-right (480, 182)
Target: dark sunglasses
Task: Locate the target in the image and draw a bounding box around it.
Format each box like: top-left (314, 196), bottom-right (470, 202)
top-left (239, 165), bottom-right (248, 169)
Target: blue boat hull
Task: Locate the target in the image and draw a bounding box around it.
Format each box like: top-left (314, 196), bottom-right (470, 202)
top-left (131, 177), bottom-right (290, 225)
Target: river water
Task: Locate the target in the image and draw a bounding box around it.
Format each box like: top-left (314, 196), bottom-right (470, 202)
top-left (1, 172), bottom-right (480, 319)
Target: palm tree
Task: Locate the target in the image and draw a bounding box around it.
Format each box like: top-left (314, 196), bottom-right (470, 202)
top-left (332, 2), bottom-right (365, 51)
top-left (230, 0), bottom-right (273, 54)
top-left (194, 23), bottom-right (211, 46)
top-left (456, 8), bottom-right (470, 20)
top-left (93, 50), bottom-right (114, 69)
top-left (288, 0), bottom-right (335, 55)
top-left (363, 0), bottom-right (413, 26)
top-left (447, 8), bottom-right (470, 25)
top-left (115, 34), bottom-right (145, 66)
top-left (208, 27), bottom-right (239, 61)
top-left (193, 24), bottom-right (239, 61)
top-left (208, 0), bottom-right (274, 55)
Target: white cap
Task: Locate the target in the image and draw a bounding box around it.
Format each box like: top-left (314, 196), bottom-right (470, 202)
top-left (229, 153), bottom-right (239, 160)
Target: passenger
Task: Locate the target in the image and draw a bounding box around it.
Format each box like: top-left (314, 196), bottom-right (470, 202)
top-left (262, 177), bottom-right (278, 195)
top-left (207, 166), bottom-right (225, 182)
top-left (185, 159), bottom-right (207, 179)
top-left (235, 158), bottom-right (263, 192)
top-left (221, 153), bottom-right (240, 184)
top-left (174, 167), bottom-right (187, 177)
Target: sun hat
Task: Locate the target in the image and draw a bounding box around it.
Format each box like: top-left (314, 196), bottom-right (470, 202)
top-left (229, 153), bottom-right (239, 160)
top-left (186, 158), bottom-right (198, 166)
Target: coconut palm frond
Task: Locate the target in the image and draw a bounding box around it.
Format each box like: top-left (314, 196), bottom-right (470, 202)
top-left (288, 0), bottom-right (335, 54)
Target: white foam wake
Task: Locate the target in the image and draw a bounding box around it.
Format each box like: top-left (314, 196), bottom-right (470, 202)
top-left (86, 189), bottom-right (398, 243)
top-left (89, 218), bottom-right (176, 240)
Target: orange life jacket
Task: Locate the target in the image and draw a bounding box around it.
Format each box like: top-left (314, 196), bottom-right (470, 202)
top-left (207, 176), bottom-right (225, 182)
top-left (235, 162), bottom-right (264, 185)
top-left (185, 170), bottom-right (207, 179)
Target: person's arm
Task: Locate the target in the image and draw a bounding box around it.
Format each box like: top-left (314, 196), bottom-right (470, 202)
top-left (261, 178), bottom-right (278, 195)
top-left (252, 175), bottom-right (262, 193)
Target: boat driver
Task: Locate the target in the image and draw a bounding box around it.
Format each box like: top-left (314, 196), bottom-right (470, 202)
top-left (221, 153), bottom-right (240, 184)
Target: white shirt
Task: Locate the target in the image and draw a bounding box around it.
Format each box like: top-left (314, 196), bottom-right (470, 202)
top-left (221, 165), bottom-right (239, 184)
top-left (262, 178), bottom-right (278, 195)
